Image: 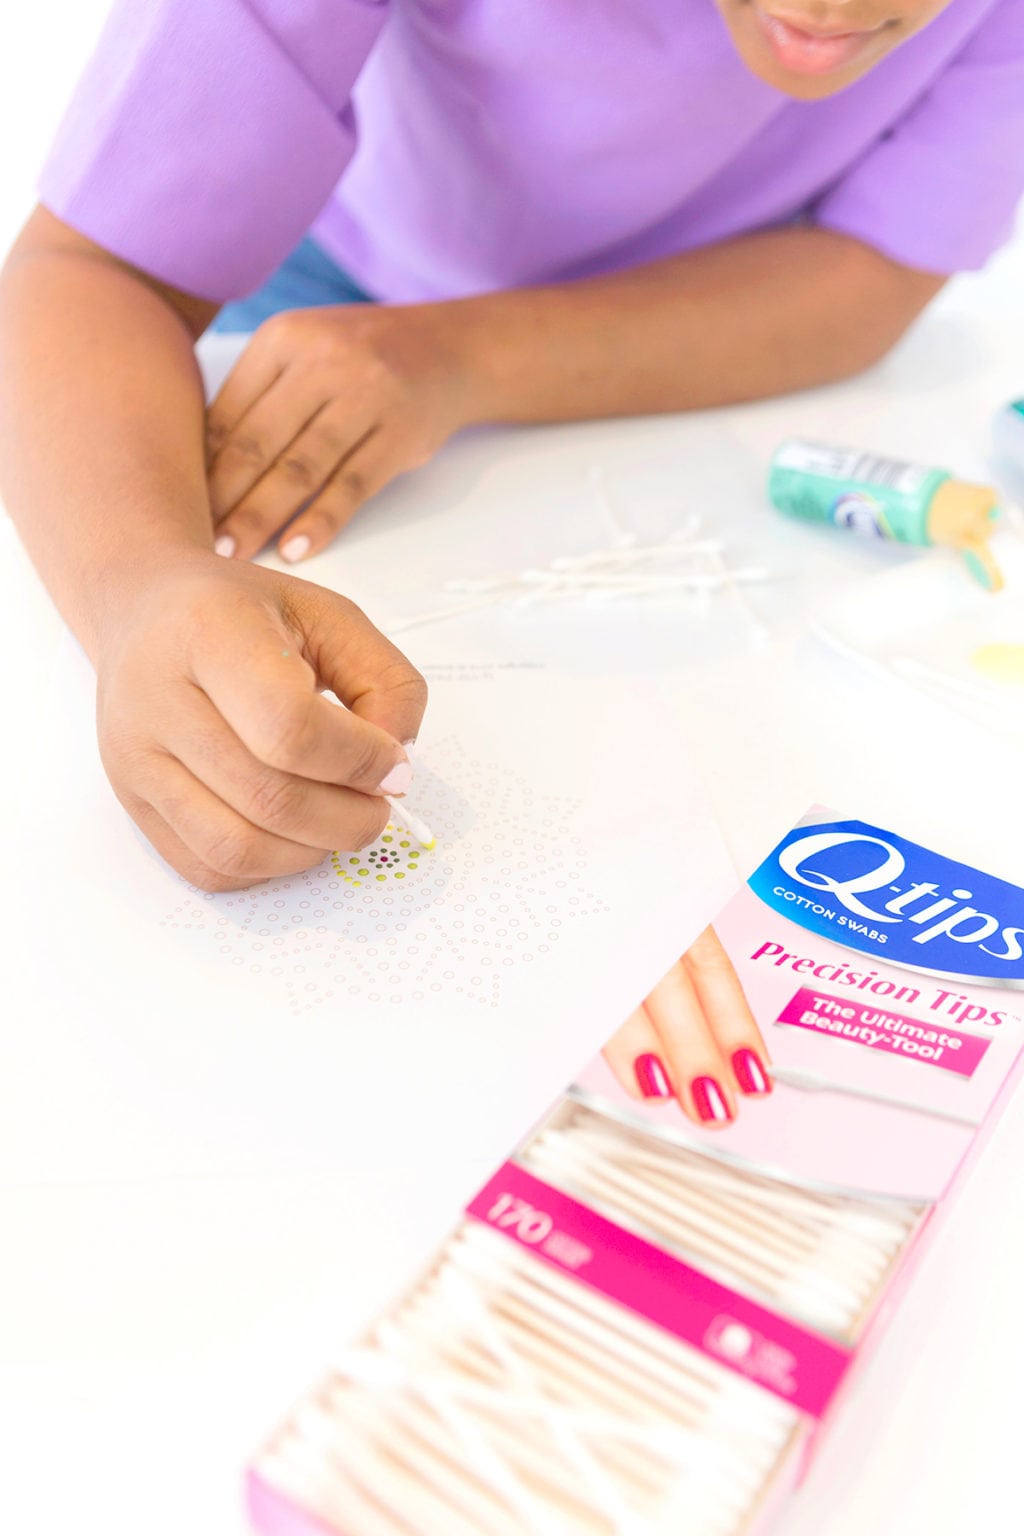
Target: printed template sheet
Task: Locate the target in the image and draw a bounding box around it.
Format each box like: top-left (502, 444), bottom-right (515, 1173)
top-left (7, 649), bottom-right (734, 1185)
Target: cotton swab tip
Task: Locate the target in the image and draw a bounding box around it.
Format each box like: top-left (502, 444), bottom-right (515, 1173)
top-left (385, 796), bottom-right (436, 850)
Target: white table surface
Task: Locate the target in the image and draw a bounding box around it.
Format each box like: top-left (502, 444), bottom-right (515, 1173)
top-left (2, 250), bottom-right (1024, 1536)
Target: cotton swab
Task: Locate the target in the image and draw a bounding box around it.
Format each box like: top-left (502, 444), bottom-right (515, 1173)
top-left (384, 796), bottom-right (436, 850)
top-left (256, 1191), bottom-right (799, 1536)
top-left (520, 1138), bottom-right (856, 1334)
top-left (563, 1098), bottom-right (917, 1244)
top-left (530, 1119), bottom-right (901, 1274)
top-left (252, 1091), bottom-right (922, 1536)
top-left (522, 1099), bottom-right (922, 1342)
top-left (768, 1063), bottom-right (980, 1128)
top-left (385, 498), bottom-right (771, 637)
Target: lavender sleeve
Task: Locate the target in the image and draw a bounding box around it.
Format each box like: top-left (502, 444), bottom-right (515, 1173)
top-left (37, 0), bottom-right (389, 301)
top-left (814, 0), bottom-right (1024, 274)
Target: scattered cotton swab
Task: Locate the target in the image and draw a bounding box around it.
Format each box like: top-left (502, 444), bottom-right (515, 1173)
top-left (387, 527), bottom-right (769, 635)
top-left (385, 467), bottom-right (771, 636)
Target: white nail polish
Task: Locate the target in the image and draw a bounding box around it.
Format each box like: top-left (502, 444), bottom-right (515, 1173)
top-left (214, 534), bottom-right (236, 558)
top-left (378, 760), bottom-right (413, 796)
top-left (280, 534), bottom-right (311, 563)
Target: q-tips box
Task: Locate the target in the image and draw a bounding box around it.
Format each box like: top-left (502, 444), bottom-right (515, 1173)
top-left (249, 810), bottom-right (1024, 1536)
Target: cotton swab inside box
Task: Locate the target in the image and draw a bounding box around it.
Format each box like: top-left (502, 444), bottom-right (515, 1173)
top-left (253, 1210), bottom-right (800, 1536)
top-left (249, 1097), bottom-right (922, 1536)
top-left (250, 808), bottom-right (1024, 1536)
top-left (519, 1100), bottom-right (922, 1343)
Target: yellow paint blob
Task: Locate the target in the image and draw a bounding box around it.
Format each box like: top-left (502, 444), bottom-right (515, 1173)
top-left (971, 643), bottom-right (1024, 686)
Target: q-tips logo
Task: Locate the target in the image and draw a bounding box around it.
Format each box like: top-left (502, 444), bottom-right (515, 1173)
top-left (749, 817), bottom-right (1024, 982)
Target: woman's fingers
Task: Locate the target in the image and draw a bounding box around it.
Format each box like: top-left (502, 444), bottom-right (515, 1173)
top-left (272, 427), bottom-right (401, 561)
top-left (205, 337), bottom-right (286, 483)
top-left (603, 966), bottom-right (739, 1129)
top-left (206, 338), bottom-right (281, 440)
top-left (204, 306), bottom-right (464, 563)
top-left (642, 960), bottom-right (738, 1127)
top-left (216, 411), bottom-right (380, 568)
top-left (602, 1005), bottom-right (675, 1103)
top-left (682, 926), bottom-right (773, 1097)
top-left (602, 925), bottom-right (775, 1129)
top-left (187, 598), bottom-right (414, 793)
top-left (164, 685), bottom-right (390, 853)
top-left (94, 557), bottom-right (430, 893)
top-left (298, 585), bottom-right (428, 747)
top-left (115, 755), bottom-right (331, 889)
top-left (208, 376), bottom-right (331, 527)
top-left (118, 791), bottom-right (263, 893)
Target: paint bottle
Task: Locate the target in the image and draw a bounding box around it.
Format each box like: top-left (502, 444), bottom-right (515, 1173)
top-left (992, 399), bottom-right (1024, 507)
top-left (767, 439), bottom-right (1003, 592)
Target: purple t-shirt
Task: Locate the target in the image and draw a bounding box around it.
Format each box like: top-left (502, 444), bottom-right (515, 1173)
top-left (39, 0), bottom-right (1024, 304)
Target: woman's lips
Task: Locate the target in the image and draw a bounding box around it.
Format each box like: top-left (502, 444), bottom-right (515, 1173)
top-left (753, 6), bottom-right (886, 74)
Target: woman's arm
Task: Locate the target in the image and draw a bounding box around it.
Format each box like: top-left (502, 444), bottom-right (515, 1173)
top-left (0, 207), bottom-right (426, 890)
top-left (206, 224), bottom-right (945, 560)
top-left (464, 225), bottom-right (946, 421)
top-left (0, 206), bottom-right (216, 659)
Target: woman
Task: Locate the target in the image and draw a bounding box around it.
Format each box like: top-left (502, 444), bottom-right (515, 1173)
top-left (0, 0), bottom-right (1020, 1118)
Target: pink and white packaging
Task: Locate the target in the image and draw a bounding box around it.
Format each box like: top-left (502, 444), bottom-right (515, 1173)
top-left (248, 808), bottom-right (1024, 1536)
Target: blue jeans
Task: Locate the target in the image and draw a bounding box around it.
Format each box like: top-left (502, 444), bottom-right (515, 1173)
top-left (211, 237), bottom-right (374, 333)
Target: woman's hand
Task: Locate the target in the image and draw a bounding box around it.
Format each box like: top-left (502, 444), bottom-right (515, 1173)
top-left (205, 304), bottom-right (478, 563)
top-left (603, 926), bottom-right (772, 1127)
top-left (95, 552), bottom-right (427, 891)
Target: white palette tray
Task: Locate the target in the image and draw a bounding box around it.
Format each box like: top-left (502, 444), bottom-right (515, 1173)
top-left (811, 528), bottom-right (1024, 740)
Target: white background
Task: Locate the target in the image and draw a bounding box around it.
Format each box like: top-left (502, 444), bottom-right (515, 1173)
top-left (2, 6), bottom-right (1024, 1536)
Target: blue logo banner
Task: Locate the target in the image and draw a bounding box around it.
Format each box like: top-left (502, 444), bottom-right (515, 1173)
top-left (748, 817), bottom-right (1024, 982)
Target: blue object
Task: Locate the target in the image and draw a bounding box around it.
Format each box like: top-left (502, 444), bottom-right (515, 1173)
top-left (993, 399), bottom-right (1024, 507)
top-left (749, 815), bottom-right (1024, 982)
top-left (211, 236), bottom-right (374, 333)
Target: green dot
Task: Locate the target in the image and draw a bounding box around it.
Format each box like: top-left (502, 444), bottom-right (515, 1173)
top-left (349, 857), bottom-right (359, 865)
top-left (394, 872), bottom-right (405, 880)
top-left (376, 874), bottom-right (386, 882)
top-left (409, 863), bottom-right (419, 872)
top-left (382, 835), bottom-right (393, 844)
top-left (358, 868), bottom-right (369, 877)
top-left (399, 840), bottom-right (410, 848)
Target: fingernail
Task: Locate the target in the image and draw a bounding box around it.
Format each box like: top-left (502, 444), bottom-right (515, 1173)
top-left (378, 758), bottom-right (413, 796)
top-left (691, 1076), bottom-right (732, 1125)
top-left (214, 534), bottom-right (236, 558)
top-left (732, 1048), bottom-right (772, 1096)
top-left (280, 534), bottom-right (311, 563)
top-left (634, 1053), bottom-right (672, 1099)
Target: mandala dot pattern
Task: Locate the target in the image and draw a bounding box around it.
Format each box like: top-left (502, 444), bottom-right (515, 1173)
top-left (330, 827), bottom-right (425, 885)
top-left (160, 739), bottom-right (608, 1013)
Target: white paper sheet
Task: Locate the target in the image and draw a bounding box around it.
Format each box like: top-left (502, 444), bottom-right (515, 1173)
top-left (810, 527), bottom-right (1024, 740)
top-left (6, 643), bottom-right (734, 1187)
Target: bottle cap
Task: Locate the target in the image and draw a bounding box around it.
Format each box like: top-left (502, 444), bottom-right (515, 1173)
top-left (927, 479), bottom-right (1003, 591)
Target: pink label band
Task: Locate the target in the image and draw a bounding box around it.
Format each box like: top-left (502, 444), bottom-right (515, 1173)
top-left (466, 1162), bottom-right (852, 1418)
top-left (777, 986), bottom-right (990, 1078)
top-left (248, 1469), bottom-right (348, 1536)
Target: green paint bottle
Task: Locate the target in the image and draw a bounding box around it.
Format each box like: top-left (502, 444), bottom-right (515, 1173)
top-left (768, 439), bottom-right (1003, 591)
